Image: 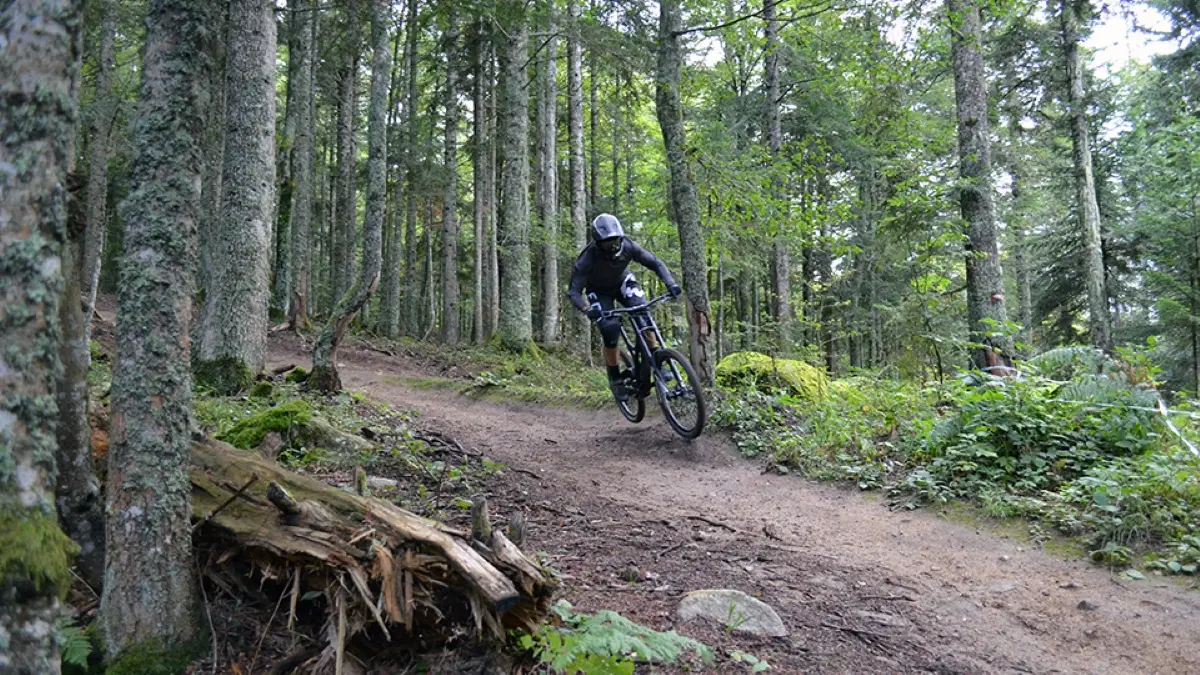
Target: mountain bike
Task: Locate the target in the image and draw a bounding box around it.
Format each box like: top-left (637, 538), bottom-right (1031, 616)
top-left (595, 293), bottom-right (707, 439)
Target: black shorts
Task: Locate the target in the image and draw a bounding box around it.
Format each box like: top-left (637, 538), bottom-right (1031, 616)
top-left (593, 275), bottom-right (646, 348)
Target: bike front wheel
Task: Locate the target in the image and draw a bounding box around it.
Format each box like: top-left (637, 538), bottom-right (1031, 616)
top-left (653, 348), bottom-right (707, 439)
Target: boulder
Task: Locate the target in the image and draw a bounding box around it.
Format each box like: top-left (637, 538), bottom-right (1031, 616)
top-left (677, 589), bottom-right (788, 637)
top-left (715, 351), bottom-right (827, 401)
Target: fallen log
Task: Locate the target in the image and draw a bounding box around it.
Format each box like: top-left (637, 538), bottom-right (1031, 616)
top-left (190, 438), bottom-right (556, 667)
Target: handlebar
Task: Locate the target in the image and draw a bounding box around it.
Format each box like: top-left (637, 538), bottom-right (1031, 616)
top-left (600, 293), bottom-right (674, 319)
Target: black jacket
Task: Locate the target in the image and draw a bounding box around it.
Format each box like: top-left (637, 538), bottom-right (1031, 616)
top-left (566, 238), bottom-right (677, 312)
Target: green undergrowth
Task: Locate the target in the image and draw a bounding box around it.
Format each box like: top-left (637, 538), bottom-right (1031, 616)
top-left (713, 346), bottom-right (1200, 576)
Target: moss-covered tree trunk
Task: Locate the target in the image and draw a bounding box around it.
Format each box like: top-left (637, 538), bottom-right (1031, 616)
top-left (567, 0), bottom-right (591, 357)
top-left (103, 0), bottom-right (217, 657)
top-left (57, 181), bottom-right (106, 592)
top-left (948, 0), bottom-right (1015, 373)
top-left (310, 0), bottom-right (392, 393)
top-left (197, 0), bottom-right (278, 392)
top-left (0, 3), bottom-right (83, 672)
top-left (498, 0), bottom-right (532, 351)
top-left (334, 0), bottom-right (361, 307)
top-left (1060, 0), bottom-right (1111, 352)
top-left (82, 0), bottom-right (116, 338)
top-left (288, 0), bottom-right (316, 329)
top-left (655, 0), bottom-right (714, 382)
top-left (442, 8), bottom-right (462, 345)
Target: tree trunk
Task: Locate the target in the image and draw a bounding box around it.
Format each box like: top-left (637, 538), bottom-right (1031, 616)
top-left (334, 0), bottom-right (361, 306)
top-left (197, 4), bottom-right (227, 335)
top-left (498, 0), bottom-right (532, 351)
top-left (0, 3), bottom-right (83, 671)
top-left (57, 195), bottom-right (106, 592)
top-left (567, 0), bottom-right (590, 356)
top-left (538, 9), bottom-right (559, 345)
top-left (401, 0), bottom-right (421, 337)
top-left (473, 22), bottom-right (488, 344)
top-left (487, 44), bottom-right (501, 338)
top-left (948, 0), bottom-right (1015, 373)
top-left (442, 8), bottom-right (461, 345)
top-left (197, 0), bottom-right (278, 389)
top-left (589, 58), bottom-right (600, 216)
top-left (311, 0), bottom-right (392, 392)
top-left (379, 23), bottom-right (404, 338)
top-left (656, 0), bottom-right (713, 381)
top-left (273, 6), bottom-right (299, 315)
top-left (1060, 0), bottom-right (1111, 352)
top-left (289, 0), bottom-right (317, 329)
top-left (764, 0), bottom-right (791, 343)
top-left (104, 0), bottom-right (218, 657)
top-left (82, 0), bottom-right (117, 338)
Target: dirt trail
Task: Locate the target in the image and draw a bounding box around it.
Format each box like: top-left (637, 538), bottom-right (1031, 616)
top-left (271, 336), bottom-right (1200, 674)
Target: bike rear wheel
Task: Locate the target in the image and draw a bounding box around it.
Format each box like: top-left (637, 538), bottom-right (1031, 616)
top-left (617, 349), bottom-right (645, 423)
top-left (653, 348), bottom-right (707, 439)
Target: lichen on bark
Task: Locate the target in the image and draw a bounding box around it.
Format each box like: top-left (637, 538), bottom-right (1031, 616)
top-left (103, 0), bottom-right (217, 658)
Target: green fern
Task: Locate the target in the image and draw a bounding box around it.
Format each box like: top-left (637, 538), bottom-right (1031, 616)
top-left (1056, 373), bottom-right (1158, 407)
top-left (519, 601), bottom-right (713, 673)
top-left (1026, 346), bottom-right (1119, 380)
top-left (58, 620), bottom-right (92, 669)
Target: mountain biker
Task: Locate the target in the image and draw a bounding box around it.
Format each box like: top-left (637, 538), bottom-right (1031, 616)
top-left (567, 213), bottom-right (682, 401)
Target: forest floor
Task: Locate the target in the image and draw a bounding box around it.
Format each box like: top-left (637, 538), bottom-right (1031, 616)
top-left (268, 332), bottom-right (1200, 674)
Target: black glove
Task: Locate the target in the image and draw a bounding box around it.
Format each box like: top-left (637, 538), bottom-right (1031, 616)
top-left (668, 283), bottom-right (683, 298)
top-left (586, 304), bottom-right (603, 321)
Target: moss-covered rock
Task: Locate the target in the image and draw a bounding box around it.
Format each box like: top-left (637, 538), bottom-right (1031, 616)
top-left (248, 380), bottom-right (275, 399)
top-left (716, 351), bottom-right (828, 401)
top-left (0, 508), bottom-right (79, 599)
top-left (285, 366), bottom-right (310, 383)
top-left (193, 356), bottom-right (255, 395)
top-left (218, 400), bottom-right (312, 449)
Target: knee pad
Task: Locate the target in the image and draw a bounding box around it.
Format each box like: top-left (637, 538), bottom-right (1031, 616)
top-left (599, 319), bottom-right (621, 348)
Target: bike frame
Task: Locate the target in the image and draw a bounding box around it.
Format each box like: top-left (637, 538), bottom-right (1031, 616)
top-left (602, 294), bottom-right (675, 398)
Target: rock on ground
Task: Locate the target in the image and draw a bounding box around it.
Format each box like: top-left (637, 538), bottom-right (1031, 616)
top-left (676, 589), bottom-right (788, 637)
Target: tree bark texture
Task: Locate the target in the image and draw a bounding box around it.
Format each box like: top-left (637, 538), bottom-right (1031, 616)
top-left (104, 0), bottom-right (217, 657)
top-left (196, 3), bottom-right (227, 332)
top-left (948, 0), bottom-right (1015, 372)
top-left (656, 0), bottom-right (714, 382)
top-left (198, 0), bottom-right (278, 379)
top-left (498, 0), bottom-right (532, 351)
top-left (1060, 0), bottom-right (1111, 352)
top-left (487, 39), bottom-right (501, 338)
top-left (334, 0), bottom-right (360, 306)
top-left (567, 0), bottom-right (590, 356)
top-left (82, 0), bottom-right (117, 338)
top-left (272, 7), bottom-right (298, 315)
top-left (57, 179), bottom-right (105, 592)
top-left (538, 10), bottom-right (559, 345)
top-left (289, 0), bottom-right (317, 328)
top-left (442, 7), bottom-right (462, 345)
top-left (311, 0), bottom-right (391, 392)
top-left (0, 2), bottom-right (83, 672)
